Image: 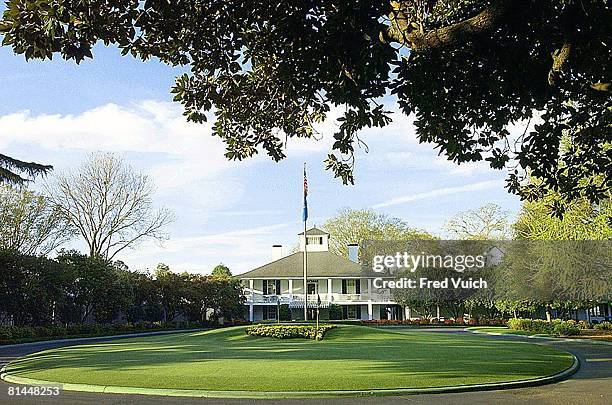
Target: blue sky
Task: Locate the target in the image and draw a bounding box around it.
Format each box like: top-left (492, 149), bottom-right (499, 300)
top-left (0, 43), bottom-right (525, 275)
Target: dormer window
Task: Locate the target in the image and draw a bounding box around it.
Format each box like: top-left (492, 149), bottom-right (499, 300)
top-left (299, 227), bottom-right (330, 252)
top-left (306, 236), bottom-right (323, 245)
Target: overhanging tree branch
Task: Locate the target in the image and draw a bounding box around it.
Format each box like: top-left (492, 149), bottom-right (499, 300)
top-left (387, 0), bottom-right (521, 51)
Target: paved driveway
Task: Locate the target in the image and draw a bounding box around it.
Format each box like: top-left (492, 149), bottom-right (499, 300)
top-left (0, 329), bottom-right (609, 405)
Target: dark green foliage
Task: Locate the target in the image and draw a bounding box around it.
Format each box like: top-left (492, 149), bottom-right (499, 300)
top-left (328, 304), bottom-right (343, 320)
top-left (0, 321), bottom-right (198, 344)
top-left (0, 250), bottom-right (245, 327)
top-left (1, 1), bottom-right (608, 210)
top-left (211, 264), bottom-right (232, 278)
top-left (279, 304), bottom-right (291, 321)
top-left (56, 251), bottom-right (128, 323)
top-left (0, 154), bottom-right (52, 185)
top-left (0, 250), bottom-right (66, 326)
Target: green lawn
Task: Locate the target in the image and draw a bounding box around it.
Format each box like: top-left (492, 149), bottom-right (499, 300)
top-left (3, 325), bottom-right (573, 392)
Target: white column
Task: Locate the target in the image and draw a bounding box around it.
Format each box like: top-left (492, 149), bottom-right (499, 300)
top-left (288, 279), bottom-right (293, 298)
top-left (249, 304), bottom-right (254, 321)
top-left (436, 305), bottom-right (440, 319)
top-left (368, 301), bottom-right (373, 320)
top-left (249, 279), bottom-right (254, 294)
top-left (367, 279), bottom-right (372, 299)
top-left (327, 278), bottom-right (332, 301)
top-left (405, 306), bottom-right (411, 320)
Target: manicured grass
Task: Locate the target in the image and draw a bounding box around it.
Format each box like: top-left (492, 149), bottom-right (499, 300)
top-left (3, 325), bottom-right (573, 392)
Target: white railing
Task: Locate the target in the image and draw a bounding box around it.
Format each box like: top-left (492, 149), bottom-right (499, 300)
top-left (246, 292), bottom-right (393, 303)
top-left (334, 293), bottom-right (363, 302)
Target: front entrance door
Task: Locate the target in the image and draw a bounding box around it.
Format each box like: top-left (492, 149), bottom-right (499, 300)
top-left (307, 282), bottom-right (317, 295)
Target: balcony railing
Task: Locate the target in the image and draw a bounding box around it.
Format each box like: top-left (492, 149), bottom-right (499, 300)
top-left (245, 291), bottom-right (393, 303)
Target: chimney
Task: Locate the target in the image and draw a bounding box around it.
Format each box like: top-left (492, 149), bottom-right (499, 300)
top-left (348, 244), bottom-right (359, 263)
top-left (272, 245), bottom-right (283, 261)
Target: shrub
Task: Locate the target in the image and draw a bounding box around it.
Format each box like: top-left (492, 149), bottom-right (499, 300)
top-left (508, 318), bottom-right (581, 336)
top-left (594, 321), bottom-right (612, 331)
top-left (0, 321), bottom-right (217, 344)
top-left (508, 318), bottom-right (553, 334)
top-left (578, 320), bottom-right (590, 330)
top-left (328, 304), bottom-right (343, 320)
top-left (360, 319), bottom-right (421, 326)
top-left (552, 321), bottom-right (580, 336)
top-left (279, 304), bottom-right (291, 321)
top-left (245, 324), bottom-right (336, 340)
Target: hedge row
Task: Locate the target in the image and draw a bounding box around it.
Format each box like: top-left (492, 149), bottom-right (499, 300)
top-left (507, 318), bottom-right (580, 336)
top-left (245, 324), bottom-right (336, 340)
top-left (0, 320), bottom-right (250, 344)
top-left (360, 318), bottom-right (506, 326)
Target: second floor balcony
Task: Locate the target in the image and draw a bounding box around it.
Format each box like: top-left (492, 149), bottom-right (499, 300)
top-left (245, 291), bottom-right (392, 304)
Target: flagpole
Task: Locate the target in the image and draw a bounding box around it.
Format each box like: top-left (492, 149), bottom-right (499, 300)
top-left (303, 214), bottom-right (308, 321)
top-left (303, 163), bottom-right (308, 321)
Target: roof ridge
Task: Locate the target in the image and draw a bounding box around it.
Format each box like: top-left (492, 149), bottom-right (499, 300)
top-left (238, 250), bottom-right (363, 278)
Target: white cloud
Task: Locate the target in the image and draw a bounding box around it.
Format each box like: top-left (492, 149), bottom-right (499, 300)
top-left (0, 100), bottom-right (521, 273)
top-left (0, 101), bottom-right (235, 189)
top-left (123, 222), bottom-right (294, 274)
top-left (372, 180), bottom-right (504, 208)
top-left (0, 101), bottom-right (258, 266)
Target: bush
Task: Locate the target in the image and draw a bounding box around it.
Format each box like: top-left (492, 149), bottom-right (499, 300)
top-left (594, 321), bottom-right (612, 331)
top-left (552, 321), bottom-right (580, 336)
top-left (279, 304), bottom-right (291, 321)
top-left (508, 318), bottom-right (552, 334)
top-left (245, 324), bottom-right (336, 340)
top-left (0, 321), bottom-right (215, 344)
top-left (328, 304), bottom-right (343, 320)
top-left (507, 318), bottom-right (580, 336)
top-left (578, 320), bottom-right (590, 329)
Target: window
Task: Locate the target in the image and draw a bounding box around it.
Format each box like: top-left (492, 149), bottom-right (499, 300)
top-left (345, 279), bottom-right (357, 294)
top-left (307, 283), bottom-right (317, 295)
top-left (590, 305), bottom-right (607, 317)
top-left (347, 306), bottom-right (357, 319)
top-left (306, 236), bottom-right (323, 245)
top-left (266, 280), bottom-right (277, 295)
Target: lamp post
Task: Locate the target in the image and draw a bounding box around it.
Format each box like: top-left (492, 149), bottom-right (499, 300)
top-left (316, 294), bottom-right (321, 339)
top-left (277, 296), bottom-right (281, 324)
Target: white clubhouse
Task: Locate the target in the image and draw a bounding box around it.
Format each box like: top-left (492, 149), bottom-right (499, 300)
top-left (239, 228), bottom-right (403, 321)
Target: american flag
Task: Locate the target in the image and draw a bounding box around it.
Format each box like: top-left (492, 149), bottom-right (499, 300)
top-left (303, 166), bottom-right (308, 197)
top-left (302, 164), bottom-right (308, 222)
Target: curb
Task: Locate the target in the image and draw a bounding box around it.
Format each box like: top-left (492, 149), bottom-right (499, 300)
top-left (0, 354), bottom-right (580, 399)
top-left (465, 328), bottom-right (612, 346)
top-left (0, 329), bottom-right (207, 349)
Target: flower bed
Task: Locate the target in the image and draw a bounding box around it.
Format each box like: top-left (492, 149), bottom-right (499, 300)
top-left (594, 321), bottom-right (612, 330)
top-left (245, 324), bottom-right (336, 340)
